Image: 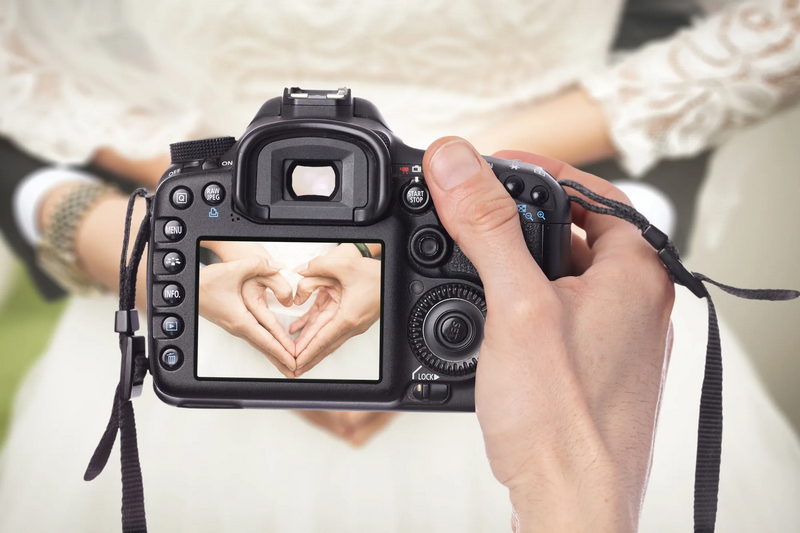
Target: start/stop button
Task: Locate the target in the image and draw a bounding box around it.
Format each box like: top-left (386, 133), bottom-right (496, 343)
top-left (402, 179), bottom-right (430, 213)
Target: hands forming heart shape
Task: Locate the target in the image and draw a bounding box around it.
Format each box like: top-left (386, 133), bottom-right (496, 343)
top-left (199, 242), bottom-right (381, 379)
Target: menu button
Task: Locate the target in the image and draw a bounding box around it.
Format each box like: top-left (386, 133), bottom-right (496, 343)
top-left (163, 219), bottom-right (185, 241)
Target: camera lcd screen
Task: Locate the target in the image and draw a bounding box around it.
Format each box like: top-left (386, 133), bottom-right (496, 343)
top-left (196, 239), bottom-right (382, 381)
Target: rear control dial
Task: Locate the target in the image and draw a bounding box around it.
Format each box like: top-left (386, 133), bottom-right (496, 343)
top-left (408, 283), bottom-right (486, 376)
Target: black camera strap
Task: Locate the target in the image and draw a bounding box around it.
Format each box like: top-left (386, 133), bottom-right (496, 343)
top-left (84, 188), bottom-right (151, 533)
top-left (87, 185), bottom-right (798, 533)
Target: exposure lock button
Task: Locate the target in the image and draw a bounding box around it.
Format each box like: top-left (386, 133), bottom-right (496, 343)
top-left (503, 175), bottom-right (524, 198)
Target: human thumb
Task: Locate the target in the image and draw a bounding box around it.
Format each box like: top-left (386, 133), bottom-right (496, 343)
top-left (422, 137), bottom-right (546, 296)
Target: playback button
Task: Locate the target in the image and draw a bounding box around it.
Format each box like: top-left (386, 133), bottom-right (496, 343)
top-left (162, 316), bottom-right (183, 338)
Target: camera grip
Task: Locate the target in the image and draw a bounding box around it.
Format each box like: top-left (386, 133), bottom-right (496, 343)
top-left (444, 216), bottom-right (544, 279)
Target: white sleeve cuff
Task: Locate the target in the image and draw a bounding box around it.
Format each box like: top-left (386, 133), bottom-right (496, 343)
top-left (12, 167), bottom-right (101, 246)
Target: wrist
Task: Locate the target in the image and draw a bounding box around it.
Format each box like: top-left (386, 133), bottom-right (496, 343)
top-left (507, 452), bottom-right (634, 533)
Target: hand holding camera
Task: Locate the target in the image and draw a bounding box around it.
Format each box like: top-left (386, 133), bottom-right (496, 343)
top-left (420, 138), bottom-right (675, 529)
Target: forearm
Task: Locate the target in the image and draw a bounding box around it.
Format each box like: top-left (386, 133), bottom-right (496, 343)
top-left (471, 87), bottom-right (615, 166)
top-left (39, 183), bottom-right (149, 309)
top-left (92, 147), bottom-right (170, 189)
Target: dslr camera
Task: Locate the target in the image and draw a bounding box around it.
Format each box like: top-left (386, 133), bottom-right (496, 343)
top-left (148, 88), bottom-right (571, 411)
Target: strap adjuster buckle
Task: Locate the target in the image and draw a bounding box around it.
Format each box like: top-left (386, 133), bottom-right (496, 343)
top-left (120, 335), bottom-right (146, 401)
top-left (114, 309), bottom-right (140, 335)
top-left (643, 225), bottom-right (709, 299)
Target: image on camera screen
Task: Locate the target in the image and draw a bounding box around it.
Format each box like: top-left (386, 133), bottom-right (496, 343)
top-left (196, 240), bottom-right (382, 381)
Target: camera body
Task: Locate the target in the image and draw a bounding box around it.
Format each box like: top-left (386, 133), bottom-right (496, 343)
top-left (148, 88), bottom-right (571, 411)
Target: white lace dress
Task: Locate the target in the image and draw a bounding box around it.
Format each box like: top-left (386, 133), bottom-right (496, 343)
top-left (1, 1), bottom-right (800, 531)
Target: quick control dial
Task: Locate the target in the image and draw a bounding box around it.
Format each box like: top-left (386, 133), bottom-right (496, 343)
top-left (408, 283), bottom-right (486, 376)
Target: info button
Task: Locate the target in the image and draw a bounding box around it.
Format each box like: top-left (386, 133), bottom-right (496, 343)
top-left (162, 284), bottom-right (184, 306)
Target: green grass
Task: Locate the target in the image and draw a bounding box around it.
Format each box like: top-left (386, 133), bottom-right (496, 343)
top-left (0, 264), bottom-right (65, 447)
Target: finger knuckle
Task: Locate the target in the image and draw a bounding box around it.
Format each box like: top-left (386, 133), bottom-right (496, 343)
top-left (457, 185), bottom-right (519, 235)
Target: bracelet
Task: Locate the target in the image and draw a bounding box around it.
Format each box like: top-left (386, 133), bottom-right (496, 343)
top-left (36, 182), bottom-right (117, 293)
top-left (353, 242), bottom-right (372, 258)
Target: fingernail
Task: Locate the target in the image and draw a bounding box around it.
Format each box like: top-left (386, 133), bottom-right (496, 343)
top-left (293, 262), bottom-right (308, 274)
top-left (429, 140), bottom-right (482, 190)
top-left (269, 260), bottom-right (287, 270)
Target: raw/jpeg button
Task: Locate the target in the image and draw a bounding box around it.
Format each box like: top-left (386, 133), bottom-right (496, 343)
top-left (163, 219), bottom-right (185, 241)
top-left (203, 182), bottom-right (225, 205)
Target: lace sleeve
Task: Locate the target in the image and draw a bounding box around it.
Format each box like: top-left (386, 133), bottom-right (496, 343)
top-left (582, 0), bottom-right (800, 176)
top-left (0, 2), bottom-right (198, 165)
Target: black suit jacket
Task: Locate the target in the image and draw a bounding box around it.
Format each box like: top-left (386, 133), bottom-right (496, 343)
top-left (0, 136), bottom-right (134, 300)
